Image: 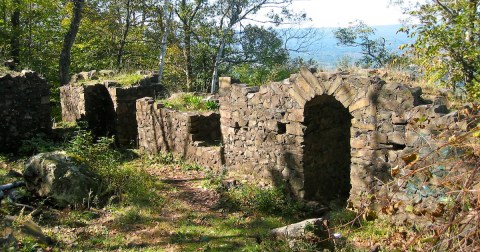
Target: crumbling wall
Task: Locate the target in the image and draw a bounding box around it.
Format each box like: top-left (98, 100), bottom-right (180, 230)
top-left (218, 69), bottom-right (421, 204)
top-left (60, 84), bottom-right (116, 137)
top-left (0, 70), bottom-right (51, 152)
top-left (108, 84), bottom-right (165, 146)
top-left (136, 97), bottom-right (223, 169)
top-left (132, 69), bottom-right (469, 210)
top-left (60, 75), bottom-right (164, 146)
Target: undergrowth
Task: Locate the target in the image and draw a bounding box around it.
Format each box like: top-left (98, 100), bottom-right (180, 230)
top-left (160, 93), bottom-right (219, 112)
top-left (73, 72), bottom-right (146, 87)
top-left (65, 129), bottom-right (159, 206)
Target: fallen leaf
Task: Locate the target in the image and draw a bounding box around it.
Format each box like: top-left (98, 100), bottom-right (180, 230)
top-left (401, 153), bottom-right (418, 166)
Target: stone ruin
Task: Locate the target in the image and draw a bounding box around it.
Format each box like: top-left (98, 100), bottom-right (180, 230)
top-left (55, 68), bottom-right (476, 209)
top-left (0, 70), bottom-right (51, 152)
top-left (136, 97), bottom-right (223, 168)
top-left (60, 71), bottom-right (164, 146)
top-left (136, 68), bottom-right (475, 209)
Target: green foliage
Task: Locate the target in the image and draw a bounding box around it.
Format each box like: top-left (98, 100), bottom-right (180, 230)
top-left (110, 73), bottom-right (145, 87)
top-left (18, 133), bottom-right (57, 155)
top-left (65, 129), bottom-right (159, 206)
top-left (220, 184), bottom-right (300, 216)
top-left (401, 0), bottom-right (480, 99)
top-left (162, 93), bottom-right (219, 112)
top-left (146, 152), bottom-right (177, 165)
top-left (334, 20), bottom-right (396, 68)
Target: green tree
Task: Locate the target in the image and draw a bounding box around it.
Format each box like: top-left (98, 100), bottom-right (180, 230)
top-left (175, 0), bottom-right (206, 91)
top-left (229, 25), bottom-right (289, 85)
top-left (59, 0), bottom-right (85, 85)
top-left (334, 20), bottom-right (394, 68)
top-left (398, 0), bottom-right (480, 98)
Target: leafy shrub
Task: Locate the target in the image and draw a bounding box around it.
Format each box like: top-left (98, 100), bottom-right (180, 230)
top-left (66, 129), bottom-right (159, 206)
top-left (143, 152), bottom-right (183, 167)
top-left (19, 133), bottom-right (57, 155)
top-left (221, 183), bottom-right (300, 216)
top-left (205, 100), bottom-right (220, 110)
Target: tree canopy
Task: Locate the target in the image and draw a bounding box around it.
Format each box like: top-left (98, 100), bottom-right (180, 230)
top-left (334, 20), bottom-right (395, 68)
top-left (397, 0), bottom-right (480, 98)
top-left (0, 0), bottom-right (316, 91)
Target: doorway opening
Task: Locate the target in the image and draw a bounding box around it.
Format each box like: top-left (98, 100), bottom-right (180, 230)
top-left (303, 95), bottom-right (352, 205)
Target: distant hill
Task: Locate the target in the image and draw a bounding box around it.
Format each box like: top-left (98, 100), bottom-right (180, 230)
top-left (280, 24), bottom-right (412, 69)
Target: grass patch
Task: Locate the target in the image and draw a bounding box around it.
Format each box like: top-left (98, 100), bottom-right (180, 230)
top-left (218, 183), bottom-right (301, 217)
top-left (65, 129), bottom-right (163, 206)
top-left (73, 72), bottom-right (150, 87)
top-left (159, 93), bottom-right (219, 112)
top-left (114, 73), bottom-right (145, 86)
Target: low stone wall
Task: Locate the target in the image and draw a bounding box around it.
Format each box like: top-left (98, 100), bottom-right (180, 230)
top-left (136, 97), bottom-right (223, 169)
top-left (0, 70), bottom-right (51, 152)
top-left (60, 78), bottom-right (164, 146)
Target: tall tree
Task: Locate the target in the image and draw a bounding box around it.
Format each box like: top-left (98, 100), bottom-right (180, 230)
top-left (334, 20), bottom-right (394, 68)
top-left (10, 0), bottom-right (20, 66)
top-left (59, 0), bottom-right (85, 85)
top-left (176, 0), bottom-right (205, 91)
top-left (158, 0), bottom-right (173, 84)
top-left (116, 0), bottom-right (132, 70)
top-left (209, 0), bottom-right (293, 93)
top-left (395, 0), bottom-right (480, 98)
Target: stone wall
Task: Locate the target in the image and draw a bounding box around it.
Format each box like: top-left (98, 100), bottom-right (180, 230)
top-left (60, 77), bottom-right (164, 146)
top-left (0, 70), bottom-right (51, 152)
top-left (218, 69), bottom-right (422, 205)
top-left (381, 101), bottom-right (478, 226)
top-left (136, 97), bottom-right (223, 169)
top-left (130, 69), bottom-right (472, 209)
top-left (60, 84), bottom-right (116, 137)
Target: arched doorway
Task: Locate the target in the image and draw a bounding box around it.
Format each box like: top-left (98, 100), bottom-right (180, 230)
top-left (303, 94), bottom-right (352, 205)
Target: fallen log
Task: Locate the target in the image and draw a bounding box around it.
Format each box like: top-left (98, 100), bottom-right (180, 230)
top-left (0, 181), bottom-right (26, 191)
top-left (0, 181), bottom-right (26, 201)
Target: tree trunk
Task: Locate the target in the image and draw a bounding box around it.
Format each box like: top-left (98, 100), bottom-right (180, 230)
top-left (158, 0), bottom-right (172, 84)
top-left (10, 0), bottom-right (20, 67)
top-left (59, 0), bottom-right (84, 85)
top-left (210, 29), bottom-right (228, 94)
top-left (116, 0), bottom-right (131, 70)
top-left (183, 24), bottom-right (193, 91)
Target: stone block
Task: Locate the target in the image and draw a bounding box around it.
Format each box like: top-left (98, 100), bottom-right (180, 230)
top-left (349, 97), bottom-right (370, 112)
top-left (286, 123), bottom-right (305, 136)
top-left (387, 131), bottom-right (406, 145)
top-left (327, 77), bottom-right (343, 95)
top-left (219, 76), bottom-right (231, 90)
top-left (286, 109), bottom-right (304, 122)
top-left (287, 87), bottom-right (307, 106)
top-left (295, 76), bottom-right (316, 99)
top-left (299, 67), bottom-right (325, 94)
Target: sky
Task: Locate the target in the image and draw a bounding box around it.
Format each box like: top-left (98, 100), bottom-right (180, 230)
top-left (288, 0), bottom-right (408, 27)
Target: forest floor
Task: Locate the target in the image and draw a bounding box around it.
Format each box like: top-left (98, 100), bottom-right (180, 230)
top-left (1, 156), bottom-right (303, 251)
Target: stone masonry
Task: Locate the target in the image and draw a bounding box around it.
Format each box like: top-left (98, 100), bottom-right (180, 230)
top-left (136, 97), bottom-right (223, 169)
top-left (218, 69), bottom-right (421, 204)
top-left (60, 75), bottom-right (164, 146)
top-left (137, 68), bottom-right (471, 208)
top-left (0, 70), bottom-right (51, 152)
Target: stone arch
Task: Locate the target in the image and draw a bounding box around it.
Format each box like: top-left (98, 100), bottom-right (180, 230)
top-left (286, 68), bottom-right (374, 204)
top-left (218, 69), bottom-right (414, 207)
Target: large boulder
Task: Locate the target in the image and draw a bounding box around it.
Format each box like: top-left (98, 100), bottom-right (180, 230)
top-left (269, 218), bottom-right (332, 249)
top-left (23, 151), bottom-right (101, 207)
top-left (270, 218), bottom-right (328, 240)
